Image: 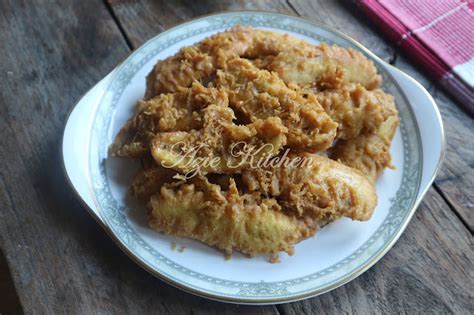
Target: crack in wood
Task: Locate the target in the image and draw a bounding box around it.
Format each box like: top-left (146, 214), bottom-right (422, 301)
top-left (433, 184), bottom-right (473, 234)
top-left (103, 0), bottom-right (134, 50)
top-left (285, 0), bottom-right (299, 15)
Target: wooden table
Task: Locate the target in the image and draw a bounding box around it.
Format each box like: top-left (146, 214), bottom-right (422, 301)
top-left (1, 1), bottom-right (472, 313)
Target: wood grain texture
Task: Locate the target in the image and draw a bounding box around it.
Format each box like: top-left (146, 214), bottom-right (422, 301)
top-left (286, 0), bottom-right (395, 63)
top-left (0, 0), bottom-right (276, 313)
top-left (1, 0), bottom-right (472, 313)
top-left (107, 0), bottom-right (294, 47)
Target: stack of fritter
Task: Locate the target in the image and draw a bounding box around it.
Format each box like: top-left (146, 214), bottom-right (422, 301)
top-left (109, 26), bottom-right (399, 259)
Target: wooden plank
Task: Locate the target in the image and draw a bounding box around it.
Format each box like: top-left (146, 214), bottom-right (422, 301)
top-left (107, 0), bottom-right (295, 47)
top-left (0, 1), bottom-right (277, 314)
top-left (278, 188), bottom-right (473, 314)
top-left (0, 0), bottom-right (127, 313)
top-left (287, 0), bottom-right (474, 231)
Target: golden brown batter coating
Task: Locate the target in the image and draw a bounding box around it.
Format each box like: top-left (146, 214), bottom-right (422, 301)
top-left (148, 154), bottom-right (376, 256)
top-left (145, 26), bottom-right (315, 99)
top-left (150, 104), bottom-right (287, 174)
top-left (331, 94), bottom-right (399, 182)
top-left (145, 26), bottom-right (381, 99)
top-left (129, 166), bottom-right (177, 201)
top-left (241, 154), bottom-right (377, 223)
top-left (214, 58), bottom-right (337, 152)
top-left (265, 44), bottom-right (381, 90)
top-left (315, 83), bottom-right (391, 140)
top-left (109, 83), bottom-right (227, 158)
top-left (148, 176), bottom-right (316, 257)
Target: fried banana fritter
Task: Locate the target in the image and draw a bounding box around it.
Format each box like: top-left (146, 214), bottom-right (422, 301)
top-left (214, 58), bottom-right (337, 152)
top-left (109, 83), bottom-right (227, 158)
top-left (242, 154), bottom-right (377, 223)
top-left (265, 44), bottom-right (381, 90)
top-left (145, 26), bottom-right (315, 98)
top-left (145, 26), bottom-right (381, 99)
top-left (148, 153), bottom-right (376, 256)
top-left (148, 176), bottom-right (316, 256)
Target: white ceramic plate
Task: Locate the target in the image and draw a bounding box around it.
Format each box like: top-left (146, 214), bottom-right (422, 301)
top-left (62, 12), bottom-right (444, 304)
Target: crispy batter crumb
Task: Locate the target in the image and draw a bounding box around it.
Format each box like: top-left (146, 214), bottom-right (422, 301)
top-left (269, 254), bottom-right (280, 263)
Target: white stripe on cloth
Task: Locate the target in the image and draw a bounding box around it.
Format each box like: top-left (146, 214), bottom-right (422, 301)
top-left (398, 2), bottom-right (468, 43)
top-left (453, 58), bottom-right (474, 89)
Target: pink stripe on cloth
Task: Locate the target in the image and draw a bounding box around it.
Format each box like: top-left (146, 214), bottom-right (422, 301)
top-left (359, 0), bottom-right (474, 115)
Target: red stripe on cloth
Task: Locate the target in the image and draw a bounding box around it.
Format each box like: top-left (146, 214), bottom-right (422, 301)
top-left (399, 36), bottom-right (449, 79)
top-left (358, 1), bottom-right (408, 43)
top-left (380, 0), bottom-right (473, 67)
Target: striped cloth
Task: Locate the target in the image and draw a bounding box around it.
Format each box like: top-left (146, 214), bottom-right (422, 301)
top-left (359, 0), bottom-right (474, 114)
